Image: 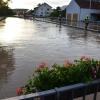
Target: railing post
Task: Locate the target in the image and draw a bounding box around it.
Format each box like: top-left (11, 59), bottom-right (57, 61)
top-left (70, 90), bottom-right (74, 100)
top-left (82, 87), bottom-right (86, 100)
top-left (55, 88), bottom-right (60, 100)
top-left (93, 85), bottom-right (98, 100)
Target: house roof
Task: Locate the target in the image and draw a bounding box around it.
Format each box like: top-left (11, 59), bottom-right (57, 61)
top-left (75, 0), bottom-right (100, 9)
top-left (38, 3), bottom-right (52, 8)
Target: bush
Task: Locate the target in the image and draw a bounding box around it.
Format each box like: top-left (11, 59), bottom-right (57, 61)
top-left (16, 57), bottom-right (100, 95)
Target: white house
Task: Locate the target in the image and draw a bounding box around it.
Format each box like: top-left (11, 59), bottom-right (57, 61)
top-left (34, 3), bottom-right (52, 17)
top-left (66, 0), bottom-right (100, 21)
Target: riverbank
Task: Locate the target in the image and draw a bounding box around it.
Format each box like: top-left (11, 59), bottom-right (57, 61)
top-left (0, 17), bottom-right (6, 21)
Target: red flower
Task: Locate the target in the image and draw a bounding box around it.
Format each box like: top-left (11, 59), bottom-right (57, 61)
top-left (16, 87), bottom-right (23, 95)
top-left (36, 62), bottom-right (47, 72)
top-left (91, 67), bottom-right (97, 79)
top-left (64, 60), bottom-right (73, 68)
top-left (80, 56), bottom-right (91, 61)
top-left (38, 62), bottom-right (47, 68)
top-left (80, 56), bottom-right (86, 60)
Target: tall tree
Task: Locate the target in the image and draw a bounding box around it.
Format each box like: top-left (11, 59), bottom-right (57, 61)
top-left (50, 7), bottom-right (61, 17)
top-left (50, 7), bottom-right (66, 18)
top-left (0, 0), bottom-right (14, 16)
top-left (0, 0), bottom-right (9, 8)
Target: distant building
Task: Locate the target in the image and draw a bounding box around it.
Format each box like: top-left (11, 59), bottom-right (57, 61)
top-left (12, 9), bottom-right (29, 15)
top-left (66, 0), bottom-right (100, 21)
top-left (33, 3), bottom-right (52, 17)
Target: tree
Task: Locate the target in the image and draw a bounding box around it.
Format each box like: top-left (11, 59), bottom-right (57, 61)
top-left (50, 7), bottom-right (66, 18)
top-left (50, 7), bottom-right (61, 17)
top-left (0, 0), bottom-right (14, 16)
top-left (0, 0), bottom-right (9, 7)
top-left (61, 9), bottom-right (66, 18)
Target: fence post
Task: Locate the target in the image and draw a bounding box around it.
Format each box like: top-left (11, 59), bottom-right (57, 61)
top-left (71, 90), bottom-right (74, 100)
top-left (93, 85), bottom-right (98, 100)
top-left (82, 87), bottom-right (86, 100)
top-left (55, 88), bottom-right (60, 100)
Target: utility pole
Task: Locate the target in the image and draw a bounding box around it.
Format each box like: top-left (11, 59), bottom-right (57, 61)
top-left (89, 0), bottom-right (92, 9)
top-left (89, 0), bottom-right (92, 20)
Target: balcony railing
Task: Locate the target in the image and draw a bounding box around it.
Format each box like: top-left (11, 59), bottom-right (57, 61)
top-left (4, 79), bottom-right (100, 100)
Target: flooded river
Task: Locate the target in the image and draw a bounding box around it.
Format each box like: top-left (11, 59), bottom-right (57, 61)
top-left (0, 17), bottom-right (100, 99)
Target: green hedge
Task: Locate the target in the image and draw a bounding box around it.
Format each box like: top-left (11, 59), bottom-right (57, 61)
top-left (16, 57), bottom-right (100, 95)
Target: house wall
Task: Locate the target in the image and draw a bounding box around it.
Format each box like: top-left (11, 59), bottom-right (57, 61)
top-left (80, 9), bottom-right (100, 21)
top-left (66, 0), bottom-right (100, 21)
top-left (35, 4), bottom-right (52, 17)
top-left (66, 0), bottom-right (80, 21)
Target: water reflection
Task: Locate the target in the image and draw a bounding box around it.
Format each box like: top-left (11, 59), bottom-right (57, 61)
top-left (59, 24), bottom-right (62, 32)
top-left (67, 28), bottom-right (88, 40)
top-left (0, 19), bottom-right (16, 98)
top-left (0, 18), bottom-right (20, 43)
top-left (0, 45), bottom-right (15, 99)
top-left (0, 45), bottom-right (15, 89)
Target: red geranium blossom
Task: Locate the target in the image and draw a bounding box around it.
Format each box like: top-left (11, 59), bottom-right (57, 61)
top-left (36, 62), bottom-right (47, 72)
top-left (38, 62), bottom-right (47, 68)
top-left (16, 87), bottom-right (23, 95)
top-left (80, 56), bottom-right (91, 61)
top-left (64, 60), bottom-right (73, 68)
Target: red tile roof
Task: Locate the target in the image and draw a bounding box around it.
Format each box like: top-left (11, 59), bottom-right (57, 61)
top-left (75, 0), bottom-right (100, 9)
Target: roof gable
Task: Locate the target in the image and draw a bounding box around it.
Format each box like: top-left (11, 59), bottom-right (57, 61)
top-left (39, 3), bottom-right (52, 9)
top-left (75, 0), bottom-right (100, 9)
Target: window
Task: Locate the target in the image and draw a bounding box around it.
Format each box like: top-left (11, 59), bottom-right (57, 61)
top-left (47, 8), bottom-right (49, 11)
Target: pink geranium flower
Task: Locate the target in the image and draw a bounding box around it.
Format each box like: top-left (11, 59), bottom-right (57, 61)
top-left (36, 62), bottom-right (47, 72)
top-left (80, 56), bottom-right (91, 61)
top-left (38, 62), bottom-right (47, 68)
top-left (64, 60), bottom-right (73, 68)
top-left (16, 87), bottom-right (23, 95)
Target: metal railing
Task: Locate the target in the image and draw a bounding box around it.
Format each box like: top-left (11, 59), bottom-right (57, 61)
top-left (4, 79), bottom-right (100, 100)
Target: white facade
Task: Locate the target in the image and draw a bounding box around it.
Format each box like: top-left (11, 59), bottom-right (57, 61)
top-left (66, 0), bottom-right (100, 21)
top-left (80, 9), bottom-right (100, 20)
top-left (66, 0), bottom-right (80, 20)
top-left (35, 3), bottom-right (52, 17)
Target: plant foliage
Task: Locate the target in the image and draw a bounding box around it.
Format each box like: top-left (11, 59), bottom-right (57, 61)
top-left (16, 57), bottom-right (100, 95)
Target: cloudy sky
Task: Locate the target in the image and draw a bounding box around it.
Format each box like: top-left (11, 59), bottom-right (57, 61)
top-left (9, 0), bottom-right (71, 9)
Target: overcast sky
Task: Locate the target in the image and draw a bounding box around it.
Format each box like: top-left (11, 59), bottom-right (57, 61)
top-left (9, 0), bottom-right (71, 9)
